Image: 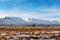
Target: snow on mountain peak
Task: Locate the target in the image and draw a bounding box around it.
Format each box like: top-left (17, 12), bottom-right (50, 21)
top-left (0, 17), bottom-right (59, 26)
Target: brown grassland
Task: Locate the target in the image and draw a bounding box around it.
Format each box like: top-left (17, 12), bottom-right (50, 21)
top-left (0, 26), bottom-right (60, 32)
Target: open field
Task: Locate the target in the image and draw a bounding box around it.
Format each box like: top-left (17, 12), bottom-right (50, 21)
top-left (0, 26), bottom-right (60, 32)
top-left (0, 26), bottom-right (60, 40)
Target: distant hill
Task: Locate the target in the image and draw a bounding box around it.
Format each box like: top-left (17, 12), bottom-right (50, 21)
top-left (0, 17), bottom-right (26, 26)
top-left (0, 17), bottom-right (60, 26)
top-left (26, 18), bottom-right (60, 26)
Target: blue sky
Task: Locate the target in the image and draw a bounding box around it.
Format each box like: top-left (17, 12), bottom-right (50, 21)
top-left (0, 0), bottom-right (60, 21)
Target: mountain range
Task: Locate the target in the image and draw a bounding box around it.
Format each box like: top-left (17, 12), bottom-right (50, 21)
top-left (0, 17), bottom-right (60, 26)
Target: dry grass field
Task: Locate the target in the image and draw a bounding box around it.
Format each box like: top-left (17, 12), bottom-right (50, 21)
top-left (0, 26), bottom-right (60, 32)
top-left (0, 26), bottom-right (60, 40)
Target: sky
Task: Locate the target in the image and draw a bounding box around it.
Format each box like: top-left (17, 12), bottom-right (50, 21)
top-left (0, 0), bottom-right (60, 21)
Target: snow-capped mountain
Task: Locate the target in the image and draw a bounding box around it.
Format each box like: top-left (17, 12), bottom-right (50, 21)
top-left (0, 17), bottom-right (26, 26)
top-left (50, 21), bottom-right (60, 26)
top-left (26, 18), bottom-right (51, 26)
top-left (26, 18), bottom-right (60, 26)
top-left (0, 17), bottom-right (60, 26)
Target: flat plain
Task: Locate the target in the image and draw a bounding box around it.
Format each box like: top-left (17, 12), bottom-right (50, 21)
top-left (0, 26), bottom-right (60, 32)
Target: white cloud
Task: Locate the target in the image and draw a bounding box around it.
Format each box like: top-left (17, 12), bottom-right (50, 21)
top-left (0, 7), bottom-right (60, 21)
top-left (0, 10), bottom-right (8, 18)
top-left (0, 8), bottom-right (41, 18)
top-left (35, 7), bottom-right (60, 21)
top-left (41, 8), bottom-right (60, 15)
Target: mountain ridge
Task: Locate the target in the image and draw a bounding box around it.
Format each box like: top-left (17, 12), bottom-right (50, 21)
top-left (0, 17), bottom-right (60, 26)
